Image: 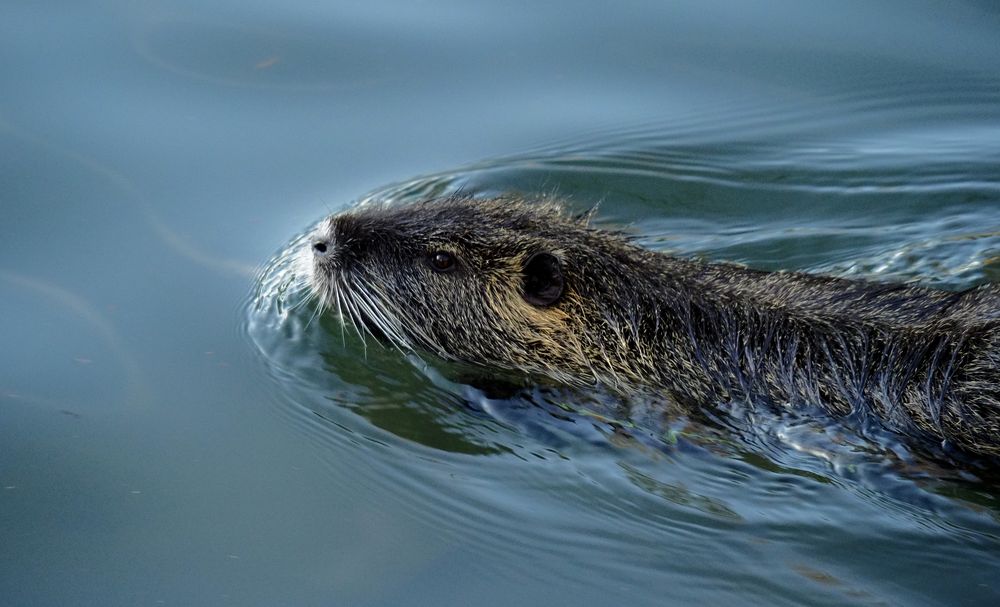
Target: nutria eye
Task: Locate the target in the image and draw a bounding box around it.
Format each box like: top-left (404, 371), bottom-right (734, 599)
top-left (429, 251), bottom-right (456, 273)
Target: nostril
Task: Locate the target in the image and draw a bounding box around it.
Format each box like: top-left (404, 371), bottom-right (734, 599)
top-left (313, 241), bottom-right (329, 254)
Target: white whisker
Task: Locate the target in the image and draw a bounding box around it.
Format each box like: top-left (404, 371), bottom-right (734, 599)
top-left (299, 277), bottom-right (326, 330)
top-left (347, 275), bottom-right (411, 353)
top-left (333, 280), bottom-right (347, 347)
top-left (365, 279), bottom-right (445, 359)
top-left (338, 277), bottom-right (370, 357)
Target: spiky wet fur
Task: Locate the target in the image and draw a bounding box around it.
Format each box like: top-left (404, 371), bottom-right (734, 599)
top-left (309, 195), bottom-right (1000, 456)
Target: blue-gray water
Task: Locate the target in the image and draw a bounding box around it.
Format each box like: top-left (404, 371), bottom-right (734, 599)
top-left (3, 1), bottom-right (1000, 605)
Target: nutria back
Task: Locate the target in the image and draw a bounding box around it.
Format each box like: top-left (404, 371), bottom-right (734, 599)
top-left (308, 195), bottom-right (1000, 456)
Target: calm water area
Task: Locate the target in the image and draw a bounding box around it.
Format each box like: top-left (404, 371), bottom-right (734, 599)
top-left (3, 1), bottom-right (1000, 605)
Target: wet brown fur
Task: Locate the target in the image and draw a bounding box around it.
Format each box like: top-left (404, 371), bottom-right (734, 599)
top-left (309, 195), bottom-right (1000, 456)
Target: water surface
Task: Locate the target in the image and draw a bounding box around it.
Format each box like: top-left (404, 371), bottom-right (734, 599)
top-left (2, 1), bottom-right (1000, 605)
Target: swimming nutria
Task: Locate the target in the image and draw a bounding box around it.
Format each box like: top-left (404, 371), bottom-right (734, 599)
top-left (308, 195), bottom-right (1000, 456)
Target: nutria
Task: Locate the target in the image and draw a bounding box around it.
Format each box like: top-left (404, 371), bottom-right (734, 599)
top-left (307, 195), bottom-right (1000, 456)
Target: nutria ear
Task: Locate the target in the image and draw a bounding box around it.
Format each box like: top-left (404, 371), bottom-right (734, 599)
top-left (522, 252), bottom-right (565, 307)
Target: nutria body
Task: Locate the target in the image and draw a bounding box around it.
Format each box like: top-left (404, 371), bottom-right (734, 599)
top-left (308, 195), bottom-right (1000, 456)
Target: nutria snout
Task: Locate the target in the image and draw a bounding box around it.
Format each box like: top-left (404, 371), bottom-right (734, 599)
top-left (307, 195), bottom-right (1000, 456)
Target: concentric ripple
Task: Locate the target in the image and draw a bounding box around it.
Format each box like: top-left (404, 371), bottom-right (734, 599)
top-left (243, 91), bottom-right (1000, 603)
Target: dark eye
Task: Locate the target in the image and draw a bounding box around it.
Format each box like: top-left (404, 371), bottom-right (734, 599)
top-left (429, 251), bottom-right (456, 273)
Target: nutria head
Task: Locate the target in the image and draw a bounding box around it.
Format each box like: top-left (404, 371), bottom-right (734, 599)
top-left (308, 195), bottom-right (661, 386)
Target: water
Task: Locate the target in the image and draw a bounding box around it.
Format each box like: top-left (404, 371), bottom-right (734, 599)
top-left (2, 1), bottom-right (1000, 605)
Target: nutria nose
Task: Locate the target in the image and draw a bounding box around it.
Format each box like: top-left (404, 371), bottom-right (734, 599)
top-left (312, 239), bottom-right (331, 256)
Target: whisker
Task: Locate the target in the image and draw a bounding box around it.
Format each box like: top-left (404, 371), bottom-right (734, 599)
top-left (348, 275), bottom-right (411, 351)
top-left (338, 278), bottom-right (370, 357)
top-left (338, 281), bottom-right (363, 343)
top-left (302, 290), bottom-right (325, 330)
top-left (366, 279), bottom-right (445, 358)
top-left (333, 280), bottom-right (347, 347)
top-left (356, 278), bottom-right (437, 367)
top-left (288, 294), bottom-right (312, 313)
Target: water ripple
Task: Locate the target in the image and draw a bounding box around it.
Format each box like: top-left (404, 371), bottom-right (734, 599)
top-left (243, 95), bottom-right (1000, 602)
